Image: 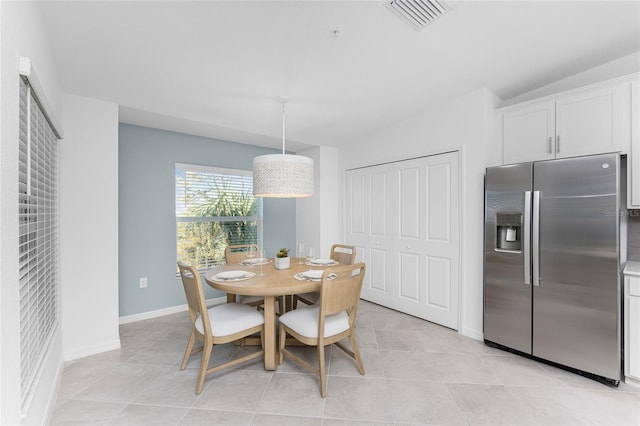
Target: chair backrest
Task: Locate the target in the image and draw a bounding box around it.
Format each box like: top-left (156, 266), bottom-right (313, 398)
top-left (225, 244), bottom-right (259, 265)
top-left (177, 262), bottom-right (211, 336)
top-left (318, 262), bottom-right (366, 322)
top-left (330, 244), bottom-right (356, 265)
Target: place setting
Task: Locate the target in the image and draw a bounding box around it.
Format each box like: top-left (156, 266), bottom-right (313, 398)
top-left (305, 258), bottom-right (339, 266)
top-left (237, 247), bottom-right (269, 276)
top-left (239, 257), bottom-right (271, 266)
top-left (303, 246), bottom-right (339, 267)
top-left (293, 269), bottom-right (337, 282)
top-left (211, 270), bottom-right (256, 281)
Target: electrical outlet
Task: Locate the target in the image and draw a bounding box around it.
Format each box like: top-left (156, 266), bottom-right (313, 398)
top-left (139, 277), bottom-right (148, 288)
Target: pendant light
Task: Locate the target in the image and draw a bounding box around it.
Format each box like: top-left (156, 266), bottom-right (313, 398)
top-left (253, 96), bottom-right (314, 198)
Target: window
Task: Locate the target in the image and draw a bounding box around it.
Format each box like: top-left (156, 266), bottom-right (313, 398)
top-left (18, 76), bottom-right (59, 412)
top-left (175, 163), bottom-right (262, 270)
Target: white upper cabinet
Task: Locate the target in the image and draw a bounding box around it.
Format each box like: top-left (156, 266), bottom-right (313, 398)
top-left (555, 85), bottom-right (625, 159)
top-left (503, 101), bottom-right (555, 164)
top-left (500, 77), bottom-right (635, 165)
top-left (630, 80), bottom-right (639, 208)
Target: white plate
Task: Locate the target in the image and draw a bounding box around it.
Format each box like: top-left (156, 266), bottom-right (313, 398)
top-left (302, 270), bottom-right (324, 280)
top-left (306, 259), bottom-right (339, 266)
top-left (241, 257), bottom-right (268, 265)
top-left (214, 270), bottom-right (251, 280)
top-left (310, 258), bottom-right (335, 265)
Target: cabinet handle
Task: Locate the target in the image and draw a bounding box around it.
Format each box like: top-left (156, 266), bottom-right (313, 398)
top-left (556, 135), bottom-right (560, 153)
top-left (548, 137), bottom-right (552, 154)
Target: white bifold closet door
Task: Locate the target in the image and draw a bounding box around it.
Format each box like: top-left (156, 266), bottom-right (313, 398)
top-left (346, 151), bottom-right (460, 329)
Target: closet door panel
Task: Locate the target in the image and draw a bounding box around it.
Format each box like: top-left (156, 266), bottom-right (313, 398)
top-left (346, 151), bottom-right (459, 329)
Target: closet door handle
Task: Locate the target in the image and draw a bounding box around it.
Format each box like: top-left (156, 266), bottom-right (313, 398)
top-left (556, 135), bottom-right (560, 153)
top-left (547, 137), bottom-right (552, 154)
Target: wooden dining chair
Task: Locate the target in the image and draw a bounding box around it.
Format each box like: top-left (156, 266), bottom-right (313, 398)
top-left (177, 263), bottom-right (265, 394)
top-left (293, 244), bottom-right (357, 307)
top-left (329, 243), bottom-right (357, 265)
top-left (225, 244), bottom-right (259, 265)
top-left (279, 262), bottom-right (366, 397)
top-left (224, 244), bottom-right (285, 314)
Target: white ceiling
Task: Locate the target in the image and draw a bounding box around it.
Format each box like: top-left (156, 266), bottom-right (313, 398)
top-left (40, 1), bottom-right (640, 152)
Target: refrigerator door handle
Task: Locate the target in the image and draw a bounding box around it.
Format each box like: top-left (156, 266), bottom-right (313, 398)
top-left (532, 190), bottom-right (541, 286)
top-left (524, 191), bottom-right (532, 285)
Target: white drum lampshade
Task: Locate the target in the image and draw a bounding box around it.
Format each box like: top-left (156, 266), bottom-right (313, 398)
top-left (253, 96), bottom-right (314, 198)
top-left (253, 154), bottom-right (314, 197)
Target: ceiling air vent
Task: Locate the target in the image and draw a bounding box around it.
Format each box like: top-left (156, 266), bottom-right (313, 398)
top-left (385, 0), bottom-right (449, 31)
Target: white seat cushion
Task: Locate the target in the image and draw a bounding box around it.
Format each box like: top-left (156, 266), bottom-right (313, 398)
top-left (279, 306), bottom-right (349, 338)
top-left (195, 303), bottom-right (264, 337)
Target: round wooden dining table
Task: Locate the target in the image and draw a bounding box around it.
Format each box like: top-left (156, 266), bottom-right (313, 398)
top-left (204, 258), bottom-right (324, 370)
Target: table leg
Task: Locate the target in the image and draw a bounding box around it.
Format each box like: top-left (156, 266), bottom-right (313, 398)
top-left (263, 295), bottom-right (277, 370)
top-left (285, 294), bottom-right (293, 312)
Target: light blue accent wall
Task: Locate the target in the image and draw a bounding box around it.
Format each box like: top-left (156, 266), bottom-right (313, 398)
top-left (118, 124), bottom-right (296, 317)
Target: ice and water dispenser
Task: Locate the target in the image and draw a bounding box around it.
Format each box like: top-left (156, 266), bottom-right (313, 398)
top-left (495, 212), bottom-right (523, 252)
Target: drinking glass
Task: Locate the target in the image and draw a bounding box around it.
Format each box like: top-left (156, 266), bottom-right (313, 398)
top-left (296, 242), bottom-right (305, 264)
top-left (246, 245), bottom-right (256, 267)
top-left (306, 247), bottom-right (315, 270)
top-left (258, 249), bottom-right (266, 276)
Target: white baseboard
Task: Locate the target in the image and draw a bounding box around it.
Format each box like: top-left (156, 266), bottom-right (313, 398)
top-left (63, 298), bottom-right (227, 361)
top-left (63, 339), bottom-right (121, 362)
top-left (624, 375), bottom-right (640, 388)
top-left (461, 327), bottom-right (484, 341)
top-left (118, 296), bottom-right (227, 325)
top-left (43, 357), bottom-right (64, 426)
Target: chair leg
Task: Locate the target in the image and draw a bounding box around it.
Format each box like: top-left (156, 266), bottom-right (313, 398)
top-left (318, 345), bottom-right (327, 398)
top-left (349, 333), bottom-right (365, 375)
top-left (196, 341), bottom-right (213, 395)
top-left (180, 330), bottom-right (196, 370)
top-left (278, 325), bottom-right (286, 365)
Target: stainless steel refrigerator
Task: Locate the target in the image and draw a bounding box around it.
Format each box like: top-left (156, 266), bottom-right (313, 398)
top-left (484, 153), bottom-right (626, 384)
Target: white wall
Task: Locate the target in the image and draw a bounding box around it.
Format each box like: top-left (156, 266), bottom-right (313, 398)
top-left (296, 146), bottom-right (341, 258)
top-left (59, 94), bottom-right (120, 360)
top-left (336, 88), bottom-right (500, 340)
top-left (0, 2), bottom-right (64, 424)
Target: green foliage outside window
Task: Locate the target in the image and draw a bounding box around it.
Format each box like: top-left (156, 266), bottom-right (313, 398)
top-left (176, 166), bottom-right (260, 270)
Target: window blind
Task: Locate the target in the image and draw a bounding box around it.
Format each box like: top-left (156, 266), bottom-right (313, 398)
top-left (18, 77), bottom-right (59, 413)
top-left (176, 163), bottom-right (262, 270)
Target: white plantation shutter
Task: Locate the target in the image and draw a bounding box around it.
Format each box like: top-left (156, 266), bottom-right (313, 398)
top-left (176, 163), bottom-right (263, 270)
top-left (18, 74), bottom-right (60, 413)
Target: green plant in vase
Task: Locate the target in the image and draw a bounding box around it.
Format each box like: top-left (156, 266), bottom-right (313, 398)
top-left (275, 248), bottom-right (290, 269)
top-left (276, 248), bottom-right (289, 258)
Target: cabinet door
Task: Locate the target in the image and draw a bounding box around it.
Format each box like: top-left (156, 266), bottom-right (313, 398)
top-left (503, 101), bottom-right (555, 164)
top-left (630, 80), bottom-right (639, 208)
top-left (555, 85), bottom-right (625, 159)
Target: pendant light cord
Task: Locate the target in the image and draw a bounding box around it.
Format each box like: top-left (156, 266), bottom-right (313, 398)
top-left (281, 100), bottom-right (286, 155)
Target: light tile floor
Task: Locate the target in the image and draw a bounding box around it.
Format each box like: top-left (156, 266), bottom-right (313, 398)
top-left (52, 301), bottom-right (640, 425)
